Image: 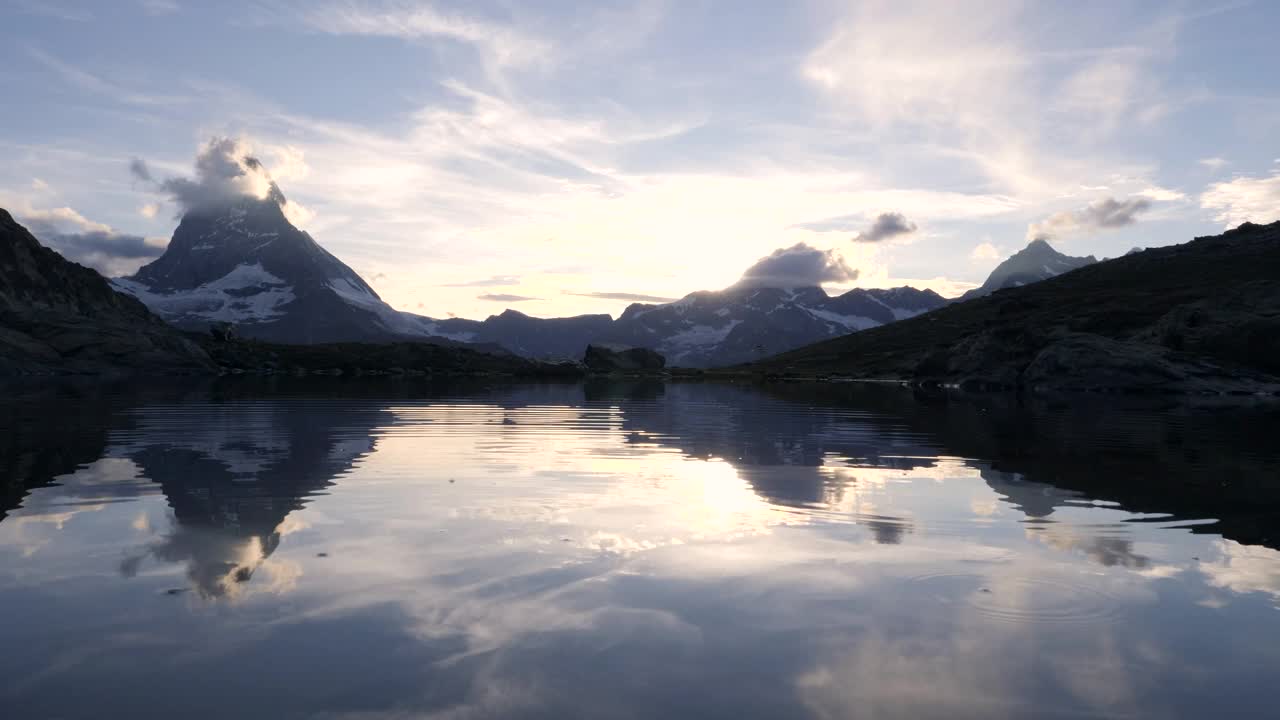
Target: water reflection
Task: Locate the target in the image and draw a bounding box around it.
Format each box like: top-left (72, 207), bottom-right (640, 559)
top-left (2, 380), bottom-right (1280, 719)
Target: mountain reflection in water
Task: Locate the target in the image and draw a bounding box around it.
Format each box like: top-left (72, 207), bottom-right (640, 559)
top-left (2, 380), bottom-right (1279, 719)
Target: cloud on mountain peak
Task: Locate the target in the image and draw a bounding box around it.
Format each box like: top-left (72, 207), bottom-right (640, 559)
top-left (737, 243), bottom-right (858, 289)
top-left (131, 137), bottom-right (312, 225)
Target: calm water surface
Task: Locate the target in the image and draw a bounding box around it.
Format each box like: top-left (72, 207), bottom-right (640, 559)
top-left (3, 380), bottom-right (1280, 719)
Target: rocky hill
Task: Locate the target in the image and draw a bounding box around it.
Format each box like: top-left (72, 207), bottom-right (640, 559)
top-left (0, 208), bottom-right (211, 374)
top-left (747, 221), bottom-right (1280, 393)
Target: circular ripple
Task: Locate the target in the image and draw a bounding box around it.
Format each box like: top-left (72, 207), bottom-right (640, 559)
top-left (908, 573), bottom-right (1121, 626)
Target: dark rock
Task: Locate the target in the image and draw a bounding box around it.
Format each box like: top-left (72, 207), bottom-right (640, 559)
top-left (0, 208), bottom-right (212, 375)
top-left (583, 344), bottom-right (666, 371)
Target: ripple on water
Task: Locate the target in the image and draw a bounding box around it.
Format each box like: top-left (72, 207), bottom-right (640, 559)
top-left (907, 572), bottom-right (1123, 626)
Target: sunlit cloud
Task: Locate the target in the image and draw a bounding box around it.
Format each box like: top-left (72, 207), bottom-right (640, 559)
top-left (1200, 171), bottom-right (1280, 228)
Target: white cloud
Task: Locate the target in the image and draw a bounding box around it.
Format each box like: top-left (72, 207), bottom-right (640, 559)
top-left (5, 200), bottom-right (166, 276)
top-left (803, 1), bottom-right (1027, 133)
top-left (1199, 156), bottom-right (1229, 170)
top-left (1135, 186), bottom-right (1186, 202)
top-left (971, 242), bottom-right (1000, 261)
top-left (1200, 171), bottom-right (1280, 228)
top-left (1200, 540), bottom-right (1280, 604)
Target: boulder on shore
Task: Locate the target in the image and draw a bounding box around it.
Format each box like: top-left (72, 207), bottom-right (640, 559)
top-left (583, 344), bottom-right (665, 371)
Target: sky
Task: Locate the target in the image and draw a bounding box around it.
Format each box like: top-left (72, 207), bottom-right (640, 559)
top-left (2, 0), bottom-right (1278, 320)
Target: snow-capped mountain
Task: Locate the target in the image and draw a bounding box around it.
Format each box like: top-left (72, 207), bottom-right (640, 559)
top-left (108, 193), bottom-right (943, 365)
top-left (399, 285), bottom-right (944, 367)
top-left (957, 238), bottom-right (1096, 302)
top-left (599, 283), bottom-right (946, 367)
top-left (113, 195), bottom-right (425, 344)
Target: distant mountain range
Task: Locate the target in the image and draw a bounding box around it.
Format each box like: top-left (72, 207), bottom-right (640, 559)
top-left (109, 195), bottom-right (950, 366)
top-left (6, 184), bottom-right (1126, 372)
top-left (410, 284), bottom-right (945, 367)
top-left (0, 207), bottom-right (557, 377)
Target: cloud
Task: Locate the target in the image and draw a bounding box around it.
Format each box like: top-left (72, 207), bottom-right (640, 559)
top-left (1135, 186), bottom-right (1185, 202)
top-left (1027, 196), bottom-right (1152, 240)
top-left (443, 274), bottom-right (521, 287)
top-left (736, 243), bottom-right (858, 289)
top-left (19, 206), bottom-right (165, 276)
top-left (1199, 157), bottom-right (1228, 170)
top-left (139, 0), bottom-right (179, 15)
top-left (565, 291), bottom-right (680, 303)
top-left (12, 0), bottom-right (92, 22)
top-left (135, 137), bottom-right (314, 225)
top-left (139, 202), bottom-right (159, 219)
top-left (129, 157), bottom-right (154, 182)
top-left (1200, 171), bottom-right (1280, 228)
top-left (793, 211), bottom-right (921, 241)
top-left (971, 242), bottom-right (1000, 261)
top-left (853, 212), bottom-right (918, 243)
top-left (478, 293), bottom-right (539, 302)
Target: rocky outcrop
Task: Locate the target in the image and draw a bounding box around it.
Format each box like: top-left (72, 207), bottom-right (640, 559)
top-left (0, 208), bottom-right (212, 375)
top-left (583, 344), bottom-right (666, 372)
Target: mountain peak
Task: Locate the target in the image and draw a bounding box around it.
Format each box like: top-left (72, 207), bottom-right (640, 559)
top-left (1024, 236), bottom-right (1056, 252)
top-left (112, 194), bottom-right (421, 344)
top-left (958, 237), bottom-right (1097, 302)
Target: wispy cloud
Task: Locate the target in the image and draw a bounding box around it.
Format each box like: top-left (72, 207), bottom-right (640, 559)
top-left (478, 293), bottom-right (539, 302)
top-left (283, 1), bottom-right (551, 70)
top-left (442, 274), bottom-right (521, 287)
top-left (12, 0), bottom-right (92, 22)
top-left (565, 291), bottom-right (680, 303)
top-left (139, 0), bottom-right (179, 15)
top-left (26, 47), bottom-right (190, 107)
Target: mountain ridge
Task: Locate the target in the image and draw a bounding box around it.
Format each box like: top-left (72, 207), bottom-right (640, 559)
top-left (744, 221), bottom-right (1280, 393)
top-left (111, 197), bottom-right (947, 366)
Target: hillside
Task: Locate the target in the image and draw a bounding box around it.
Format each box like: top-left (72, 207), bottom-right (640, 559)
top-left (747, 221), bottom-right (1280, 393)
top-left (0, 208), bottom-right (212, 374)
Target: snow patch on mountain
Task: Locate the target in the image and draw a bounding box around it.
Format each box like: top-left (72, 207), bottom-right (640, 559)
top-left (113, 262), bottom-right (295, 325)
